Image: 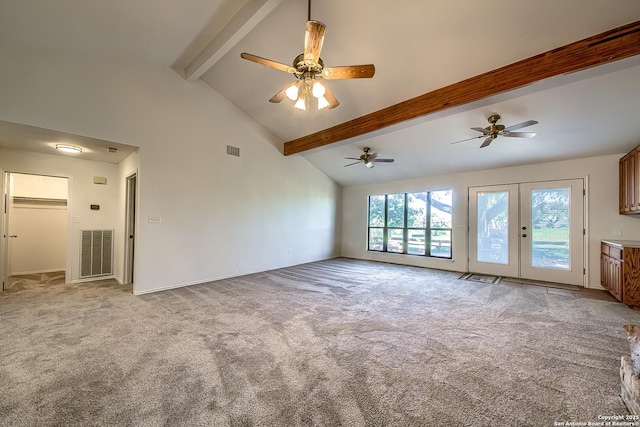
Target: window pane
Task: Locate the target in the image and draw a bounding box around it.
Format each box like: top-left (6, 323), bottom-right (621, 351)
top-left (367, 190), bottom-right (452, 259)
top-left (368, 228), bottom-right (384, 251)
top-left (387, 194), bottom-right (405, 227)
top-left (408, 229), bottom-right (425, 255)
top-left (368, 195), bottom-right (385, 227)
top-left (531, 188), bottom-right (570, 270)
top-left (431, 230), bottom-right (451, 258)
top-left (477, 191), bottom-right (509, 264)
top-left (388, 229), bottom-right (404, 253)
top-left (431, 190), bottom-right (452, 228)
top-left (407, 193), bottom-right (427, 228)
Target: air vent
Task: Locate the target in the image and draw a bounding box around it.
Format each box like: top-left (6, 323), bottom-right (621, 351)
top-left (226, 145), bottom-right (240, 157)
top-left (80, 230), bottom-right (113, 278)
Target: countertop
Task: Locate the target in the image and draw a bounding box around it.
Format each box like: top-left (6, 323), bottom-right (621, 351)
top-left (601, 240), bottom-right (640, 248)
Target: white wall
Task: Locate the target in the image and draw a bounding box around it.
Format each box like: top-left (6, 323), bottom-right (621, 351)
top-left (0, 149), bottom-right (121, 282)
top-left (0, 47), bottom-right (341, 294)
top-left (342, 154), bottom-right (640, 289)
top-left (11, 173), bottom-right (68, 199)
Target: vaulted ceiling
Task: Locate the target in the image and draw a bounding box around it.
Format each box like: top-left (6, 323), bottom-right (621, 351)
top-left (1, 0), bottom-right (639, 185)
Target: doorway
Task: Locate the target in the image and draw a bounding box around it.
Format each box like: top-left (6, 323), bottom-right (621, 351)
top-left (468, 179), bottom-right (584, 286)
top-left (1, 172), bottom-right (69, 291)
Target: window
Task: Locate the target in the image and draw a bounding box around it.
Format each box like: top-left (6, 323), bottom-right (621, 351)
top-left (368, 190), bottom-right (452, 258)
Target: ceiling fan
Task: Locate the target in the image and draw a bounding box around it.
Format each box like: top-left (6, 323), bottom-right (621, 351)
top-left (240, 0), bottom-right (375, 110)
top-left (452, 114), bottom-right (539, 148)
top-left (344, 147), bottom-right (394, 169)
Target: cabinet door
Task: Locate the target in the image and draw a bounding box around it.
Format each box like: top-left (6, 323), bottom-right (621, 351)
top-left (601, 254), bottom-right (609, 290)
top-left (612, 258), bottom-right (623, 301)
top-left (635, 147), bottom-right (640, 212)
top-left (623, 247), bottom-right (640, 307)
top-left (621, 155), bottom-right (630, 213)
top-left (629, 153), bottom-right (637, 212)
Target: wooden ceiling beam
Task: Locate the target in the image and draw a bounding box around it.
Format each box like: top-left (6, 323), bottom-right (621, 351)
top-left (283, 20), bottom-right (640, 156)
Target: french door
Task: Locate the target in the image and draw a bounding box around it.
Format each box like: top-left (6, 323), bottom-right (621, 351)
top-left (469, 179), bottom-right (584, 286)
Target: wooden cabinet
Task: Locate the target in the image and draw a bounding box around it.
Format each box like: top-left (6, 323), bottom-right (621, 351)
top-left (620, 145), bottom-right (640, 215)
top-left (601, 241), bottom-right (640, 307)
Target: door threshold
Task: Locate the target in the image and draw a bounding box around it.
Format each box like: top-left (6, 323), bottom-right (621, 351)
top-left (500, 277), bottom-right (580, 291)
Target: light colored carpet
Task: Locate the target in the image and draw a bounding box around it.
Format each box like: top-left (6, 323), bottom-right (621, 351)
top-left (1, 258), bottom-right (638, 426)
top-left (7, 271), bottom-right (65, 291)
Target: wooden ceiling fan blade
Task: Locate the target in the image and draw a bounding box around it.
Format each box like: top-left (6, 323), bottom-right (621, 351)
top-left (322, 65), bottom-right (375, 79)
top-left (503, 120), bottom-right (538, 132)
top-left (344, 161), bottom-right (361, 167)
top-left (321, 84), bottom-right (340, 109)
top-left (241, 53), bottom-right (297, 74)
top-left (504, 132), bottom-right (536, 138)
top-left (269, 82), bottom-right (297, 103)
top-left (304, 21), bottom-right (326, 64)
top-left (480, 137), bottom-right (493, 148)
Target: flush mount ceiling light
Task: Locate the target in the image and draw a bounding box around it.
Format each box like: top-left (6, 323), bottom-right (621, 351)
top-left (55, 144), bottom-right (83, 154)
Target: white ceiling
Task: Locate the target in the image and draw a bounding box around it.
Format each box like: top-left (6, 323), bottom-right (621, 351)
top-left (0, 0), bottom-right (639, 183)
top-left (0, 120), bottom-right (138, 164)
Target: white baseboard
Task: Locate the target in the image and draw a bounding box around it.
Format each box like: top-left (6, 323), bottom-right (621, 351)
top-left (10, 268), bottom-right (65, 276)
top-left (71, 275), bottom-right (119, 284)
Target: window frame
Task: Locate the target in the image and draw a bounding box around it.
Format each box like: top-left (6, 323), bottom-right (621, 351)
top-left (367, 191), bottom-right (452, 259)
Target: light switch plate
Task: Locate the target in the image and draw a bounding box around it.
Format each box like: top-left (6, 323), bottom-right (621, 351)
top-left (148, 215), bottom-right (162, 224)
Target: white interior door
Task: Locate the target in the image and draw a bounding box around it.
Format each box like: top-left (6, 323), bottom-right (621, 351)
top-left (1, 170), bottom-right (7, 290)
top-left (1, 172), bottom-right (17, 290)
top-left (469, 179), bottom-right (584, 286)
top-left (124, 173), bottom-right (137, 285)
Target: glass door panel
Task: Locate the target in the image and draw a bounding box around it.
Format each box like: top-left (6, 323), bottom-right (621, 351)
top-left (530, 188), bottom-right (570, 270)
top-left (520, 180), bottom-right (584, 285)
top-left (476, 191), bottom-right (509, 264)
top-left (468, 185), bottom-right (519, 278)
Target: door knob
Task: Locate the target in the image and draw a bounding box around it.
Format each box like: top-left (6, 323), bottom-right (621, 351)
top-left (521, 233), bottom-right (527, 238)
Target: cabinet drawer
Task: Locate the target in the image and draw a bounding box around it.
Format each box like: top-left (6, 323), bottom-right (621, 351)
top-left (610, 246), bottom-right (623, 260)
top-left (601, 243), bottom-right (610, 256)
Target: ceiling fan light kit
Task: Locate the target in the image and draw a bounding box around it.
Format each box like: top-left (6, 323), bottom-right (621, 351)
top-left (344, 147), bottom-right (395, 169)
top-left (241, 0), bottom-right (375, 111)
top-left (285, 68), bottom-right (331, 110)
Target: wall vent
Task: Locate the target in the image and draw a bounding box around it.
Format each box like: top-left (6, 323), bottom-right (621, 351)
top-left (226, 145), bottom-right (240, 157)
top-left (80, 230), bottom-right (113, 278)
